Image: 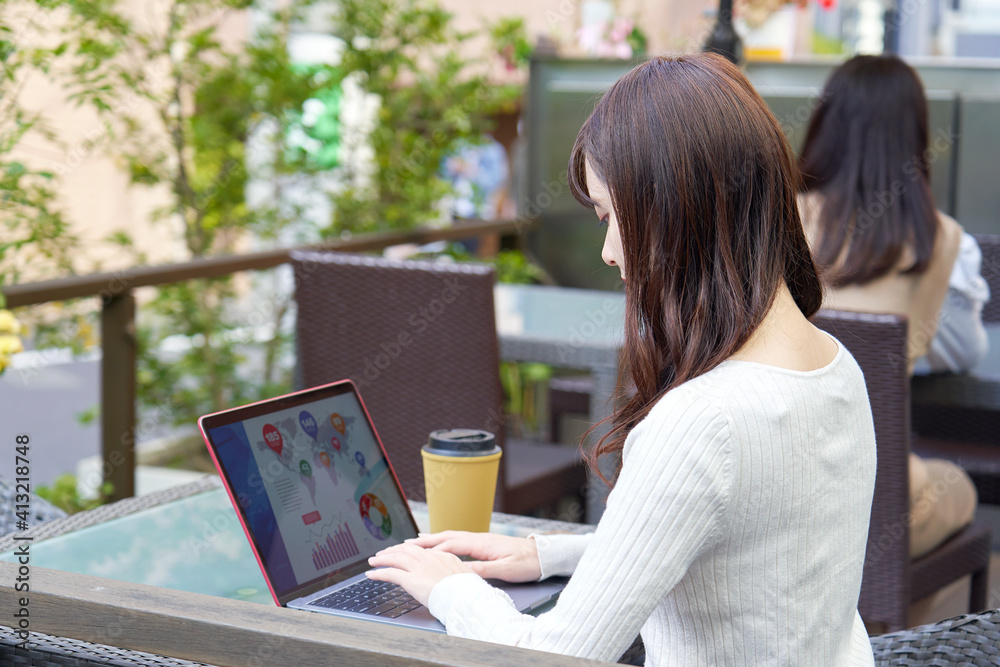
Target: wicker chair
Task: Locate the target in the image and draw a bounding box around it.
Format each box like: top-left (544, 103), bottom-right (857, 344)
top-left (0, 625), bottom-right (218, 667)
top-left (291, 251), bottom-right (587, 516)
top-left (812, 309), bottom-right (992, 633)
top-left (0, 475), bottom-right (66, 538)
top-left (910, 233), bottom-right (1000, 503)
top-left (976, 234), bottom-right (1000, 325)
top-left (869, 608), bottom-right (1000, 666)
top-left (548, 375), bottom-right (594, 444)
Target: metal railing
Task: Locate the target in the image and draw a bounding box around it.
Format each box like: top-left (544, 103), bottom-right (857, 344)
top-left (2, 218), bottom-right (524, 500)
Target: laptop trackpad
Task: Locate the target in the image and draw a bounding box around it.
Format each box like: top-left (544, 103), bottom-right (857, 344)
top-left (492, 577), bottom-right (568, 612)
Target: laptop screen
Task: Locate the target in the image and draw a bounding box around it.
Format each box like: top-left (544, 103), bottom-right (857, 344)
top-left (200, 381), bottom-right (419, 603)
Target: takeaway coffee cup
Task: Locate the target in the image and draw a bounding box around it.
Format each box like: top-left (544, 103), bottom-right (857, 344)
top-left (421, 429), bottom-right (501, 533)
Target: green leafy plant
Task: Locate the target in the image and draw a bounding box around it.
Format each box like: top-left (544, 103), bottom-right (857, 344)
top-left (44, 0), bottom-right (533, 432)
top-left (0, 4), bottom-right (77, 290)
top-left (35, 473), bottom-right (112, 514)
top-left (491, 248), bottom-right (546, 285)
top-left (0, 3), bottom-right (97, 375)
top-left (56, 0), bottom-right (329, 424)
top-left (325, 0), bottom-right (525, 234)
top-left (491, 16), bottom-right (533, 71)
top-left (500, 361), bottom-right (553, 439)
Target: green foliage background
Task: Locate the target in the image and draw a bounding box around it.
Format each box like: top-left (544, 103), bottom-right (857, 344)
top-left (0, 2), bottom-right (77, 289)
top-left (51, 0), bottom-right (333, 424)
top-left (3, 0), bottom-right (535, 433)
top-left (328, 0), bottom-right (524, 233)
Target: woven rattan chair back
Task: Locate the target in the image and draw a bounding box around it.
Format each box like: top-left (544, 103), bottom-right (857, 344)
top-left (291, 251), bottom-right (508, 505)
top-left (812, 309), bottom-right (913, 632)
top-left (1, 625), bottom-right (218, 666)
top-left (870, 609), bottom-right (1000, 666)
top-left (909, 233), bottom-right (1000, 499)
top-left (974, 234), bottom-right (1000, 324)
top-left (0, 476), bottom-right (66, 538)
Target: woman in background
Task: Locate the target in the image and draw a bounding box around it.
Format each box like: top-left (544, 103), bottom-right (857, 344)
top-left (798, 54), bottom-right (985, 559)
top-left (368, 53), bottom-right (877, 666)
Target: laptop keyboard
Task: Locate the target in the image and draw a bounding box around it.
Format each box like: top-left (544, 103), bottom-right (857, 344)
top-left (311, 578), bottom-right (420, 618)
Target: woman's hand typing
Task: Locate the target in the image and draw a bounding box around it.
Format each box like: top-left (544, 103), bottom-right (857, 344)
top-left (366, 543), bottom-right (473, 606)
top-left (407, 531), bottom-right (542, 583)
top-left (366, 532), bottom-right (542, 606)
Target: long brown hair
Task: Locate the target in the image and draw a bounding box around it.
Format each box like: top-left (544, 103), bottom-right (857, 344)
top-left (569, 53), bottom-right (822, 486)
top-left (799, 55), bottom-right (937, 286)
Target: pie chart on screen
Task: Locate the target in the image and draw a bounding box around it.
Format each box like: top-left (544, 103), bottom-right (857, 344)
top-left (359, 492), bottom-right (392, 540)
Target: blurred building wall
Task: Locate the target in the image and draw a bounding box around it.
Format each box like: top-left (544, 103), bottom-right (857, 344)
top-left (439, 0), bottom-right (718, 58)
top-left (11, 3), bottom-right (248, 275)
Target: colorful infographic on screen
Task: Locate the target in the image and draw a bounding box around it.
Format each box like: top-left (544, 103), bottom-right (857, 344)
top-left (208, 389), bottom-right (415, 594)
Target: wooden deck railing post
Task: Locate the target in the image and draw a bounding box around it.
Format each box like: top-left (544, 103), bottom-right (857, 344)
top-left (100, 292), bottom-right (136, 501)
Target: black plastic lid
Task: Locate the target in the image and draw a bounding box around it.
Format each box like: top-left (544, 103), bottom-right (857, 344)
top-left (423, 429), bottom-right (500, 457)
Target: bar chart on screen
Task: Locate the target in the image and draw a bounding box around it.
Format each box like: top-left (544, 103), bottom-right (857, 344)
top-left (311, 523), bottom-right (360, 569)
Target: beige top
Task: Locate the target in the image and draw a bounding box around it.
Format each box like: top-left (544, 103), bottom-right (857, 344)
top-left (799, 192), bottom-right (963, 374)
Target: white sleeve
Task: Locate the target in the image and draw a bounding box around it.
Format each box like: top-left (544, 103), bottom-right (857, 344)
top-left (529, 533), bottom-right (594, 579)
top-left (426, 399), bottom-right (732, 663)
top-left (922, 232), bottom-right (990, 374)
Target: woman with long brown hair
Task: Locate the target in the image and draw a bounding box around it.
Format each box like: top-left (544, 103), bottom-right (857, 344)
top-left (369, 54), bottom-right (877, 665)
top-left (798, 54), bottom-right (983, 561)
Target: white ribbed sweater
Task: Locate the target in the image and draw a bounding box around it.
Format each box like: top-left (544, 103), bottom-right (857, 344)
top-left (428, 337), bottom-right (878, 666)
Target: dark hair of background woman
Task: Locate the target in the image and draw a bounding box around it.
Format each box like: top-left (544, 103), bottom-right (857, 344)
top-left (799, 54), bottom-right (937, 287)
top-left (568, 53), bottom-right (822, 485)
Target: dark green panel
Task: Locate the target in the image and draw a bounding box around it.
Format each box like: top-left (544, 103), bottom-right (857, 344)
top-left (524, 58), bottom-right (998, 287)
top-left (956, 97), bottom-right (1000, 234)
top-left (529, 212), bottom-right (622, 291)
top-left (926, 93), bottom-right (958, 215)
top-left (759, 90), bottom-right (821, 155)
top-left (524, 59), bottom-right (635, 289)
top-left (759, 89), bottom-right (956, 217)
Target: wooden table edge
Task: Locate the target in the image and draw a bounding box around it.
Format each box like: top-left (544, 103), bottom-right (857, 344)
top-left (1, 562), bottom-right (613, 666)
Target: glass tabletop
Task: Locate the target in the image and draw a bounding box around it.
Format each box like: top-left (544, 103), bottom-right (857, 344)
top-left (0, 487), bottom-right (558, 605)
top-left (494, 283), bottom-right (625, 346)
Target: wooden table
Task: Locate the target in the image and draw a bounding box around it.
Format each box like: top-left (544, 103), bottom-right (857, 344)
top-left (0, 477), bottom-right (609, 666)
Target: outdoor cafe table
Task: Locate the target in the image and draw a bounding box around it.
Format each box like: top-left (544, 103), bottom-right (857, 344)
top-left (494, 283), bottom-right (626, 522)
top-left (0, 476), bottom-right (606, 667)
top-left (494, 283), bottom-right (624, 424)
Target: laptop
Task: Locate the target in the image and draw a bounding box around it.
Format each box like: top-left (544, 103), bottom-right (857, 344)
top-left (197, 379), bottom-right (566, 632)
